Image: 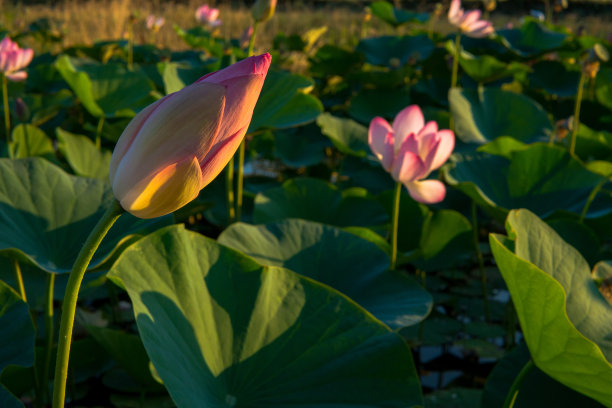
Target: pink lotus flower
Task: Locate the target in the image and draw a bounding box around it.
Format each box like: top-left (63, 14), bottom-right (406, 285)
top-left (369, 105), bottom-right (455, 204)
top-left (109, 53), bottom-right (272, 218)
top-left (195, 4), bottom-right (222, 27)
top-left (448, 0), bottom-right (494, 38)
top-left (146, 15), bottom-right (165, 31)
top-left (0, 37), bottom-right (34, 82)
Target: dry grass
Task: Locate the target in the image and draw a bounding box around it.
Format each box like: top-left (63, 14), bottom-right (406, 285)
top-left (4, 0), bottom-right (611, 53)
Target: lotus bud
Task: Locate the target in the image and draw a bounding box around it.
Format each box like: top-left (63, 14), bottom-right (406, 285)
top-left (15, 98), bottom-right (29, 122)
top-left (109, 53), bottom-right (272, 218)
top-left (251, 0), bottom-right (277, 23)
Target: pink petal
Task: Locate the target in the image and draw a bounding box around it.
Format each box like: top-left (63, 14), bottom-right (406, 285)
top-left (417, 121), bottom-right (438, 140)
top-left (6, 71), bottom-right (26, 81)
top-left (448, 0), bottom-right (463, 24)
top-left (369, 116), bottom-right (393, 160)
top-left (198, 126), bottom-right (246, 188)
top-left (466, 21), bottom-right (494, 38)
top-left (198, 53), bottom-right (271, 84)
top-left (405, 180), bottom-right (446, 204)
top-left (392, 142), bottom-right (425, 183)
top-left (380, 132), bottom-right (395, 172)
top-left (461, 10), bottom-right (482, 27)
top-left (392, 105), bottom-right (424, 151)
top-left (429, 130), bottom-right (455, 170)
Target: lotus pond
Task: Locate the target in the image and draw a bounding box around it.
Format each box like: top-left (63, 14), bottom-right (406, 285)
top-left (1, 1), bottom-right (612, 407)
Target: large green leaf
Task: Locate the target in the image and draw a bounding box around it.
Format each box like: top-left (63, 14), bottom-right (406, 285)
top-left (595, 68), bottom-right (612, 111)
top-left (497, 20), bottom-right (567, 57)
top-left (349, 88), bottom-right (411, 124)
top-left (56, 55), bottom-right (155, 118)
top-left (0, 158), bottom-right (171, 274)
top-left (528, 60), bottom-right (580, 98)
top-left (0, 280), bottom-right (35, 408)
top-left (369, 1), bottom-right (429, 27)
top-left (218, 219), bottom-right (432, 328)
top-left (249, 70), bottom-right (323, 131)
top-left (449, 87), bottom-right (552, 144)
top-left (253, 178), bottom-right (388, 227)
top-left (489, 209), bottom-right (612, 406)
top-left (316, 113), bottom-right (369, 157)
top-left (356, 35), bottom-right (434, 67)
top-left (108, 225), bottom-right (423, 407)
top-left (56, 128), bottom-right (112, 179)
top-left (444, 144), bottom-right (609, 220)
top-left (173, 26), bottom-right (225, 57)
top-left (482, 343), bottom-right (604, 408)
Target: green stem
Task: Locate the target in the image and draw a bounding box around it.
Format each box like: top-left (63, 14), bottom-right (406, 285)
top-left (52, 200), bottom-right (124, 408)
top-left (544, 0), bottom-right (552, 24)
top-left (449, 32), bottom-right (461, 132)
top-left (569, 72), bottom-right (586, 156)
top-left (3, 74), bottom-right (11, 151)
top-left (95, 117), bottom-right (105, 149)
top-left (226, 158), bottom-right (235, 224)
top-left (580, 178), bottom-right (607, 222)
top-left (127, 21), bottom-right (134, 70)
top-left (235, 22), bottom-right (259, 222)
top-left (390, 182), bottom-right (402, 271)
top-left (450, 32), bottom-right (461, 90)
top-left (236, 140), bottom-right (246, 222)
top-left (503, 359), bottom-right (534, 408)
top-left (42, 273), bottom-right (56, 405)
top-left (13, 258), bottom-right (26, 301)
top-left (247, 21), bottom-right (259, 57)
top-left (472, 201), bottom-right (490, 322)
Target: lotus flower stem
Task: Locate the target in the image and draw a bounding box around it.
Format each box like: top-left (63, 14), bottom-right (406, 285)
top-left (12, 258), bottom-right (26, 300)
top-left (42, 273), bottom-right (56, 405)
top-left (235, 21), bottom-right (260, 222)
top-left (226, 158), bottom-right (236, 223)
top-left (2, 74), bottom-right (10, 149)
top-left (52, 200), bottom-right (124, 408)
top-left (503, 359), bottom-right (534, 408)
top-left (390, 182), bottom-right (402, 270)
top-left (127, 19), bottom-right (134, 70)
top-left (580, 178), bottom-right (606, 222)
top-left (248, 22), bottom-right (259, 57)
top-left (544, 0), bottom-right (552, 23)
top-left (95, 117), bottom-right (105, 149)
top-left (450, 33), bottom-right (461, 90)
top-left (472, 201), bottom-right (490, 322)
top-left (569, 71), bottom-right (587, 156)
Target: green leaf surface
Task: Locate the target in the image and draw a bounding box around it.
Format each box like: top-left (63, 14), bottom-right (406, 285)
top-left (173, 25), bottom-right (225, 56)
top-left (489, 209), bottom-right (612, 406)
top-left (0, 280), bottom-right (35, 408)
top-left (444, 144), bottom-right (608, 220)
top-left (316, 113), bottom-right (369, 157)
top-left (482, 343), bottom-right (605, 408)
top-left (595, 68), bottom-right (612, 111)
top-left (0, 158), bottom-right (171, 274)
top-left (349, 88), bottom-right (411, 124)
top-left (356, 35), bottom-right (435, 67)
top-left (528, 60), bottom-right (580, 97)
top-left (56, 128), bottom-right (112, 179)
top-left (254, 178), bottom-right (388, 227)
top-left (249, 70), bottom-right (323, 131)
top-left (10, 124), bottom-right (55, 160)
top-left (497, 20), bottom-right (567, 57)
top-left (369, 1), bottom-right (429, 27)
top-left (218, 219), bottom-right (432, 328)
top-left (108, 225), bottom-right (423, 407)
top-left (449, 87), bottom-right (552, 144)
top-left (56, 55), bottom-right (155, 118)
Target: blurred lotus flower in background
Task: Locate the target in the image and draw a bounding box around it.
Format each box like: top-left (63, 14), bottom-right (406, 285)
top-left (0, 37), bottom-right (34, 82)
top-left (146, 15), bottom-right (165, 32)
top-left (241, 26), bottom-right (254, 49)
top-left (195, 4), bottom-right (222, 27)
top-left (15, 97), bottom-right (29, 122)
top-left (251, 0), bottom-right (277, 23)
top-left (109, 53), bottom-right (272, 218)
top-left (448, 0), bottom-right (494, 38)
top-left (369, 105), bottom-right (454, 204)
